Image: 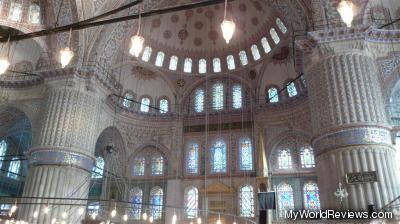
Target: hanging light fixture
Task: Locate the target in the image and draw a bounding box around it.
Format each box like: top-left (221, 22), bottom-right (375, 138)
top-left (43, 205), bottom-right (50, 214)
top-left (149, 216), bottom-right (154, 223)
top-left (220, 0), bottom-right (235, 44)
top-left (10, 202), bottom-right (17, 214)
top-left (33, 211), bottom-right (39, 218)
top-left (172, 211), bottom-right (177, 224)
top-left (91, 213), bottom-right (97, 220)
top-left (337, 0), bottom-right (354, 28)
top-left (197, 217), bottom-right (202, 224)
top-left (110, 205), bottom-right (117, 218)
top-left (216, 214), bottom-right (222, 224)
top-left (61, 211), bottom-right (67, 219)
top-left (123, 214), bottom-right (128, 221)
top-left (78, 207), bottom-right (85, 215)
top-left (129, 14), bottom-right (145, 57)
top-left (0, 37), bottom-right (11, 75)
top-left (60, 28), bottom-right (74, 68)
top-left (142, 212), bottom-right (148, 221)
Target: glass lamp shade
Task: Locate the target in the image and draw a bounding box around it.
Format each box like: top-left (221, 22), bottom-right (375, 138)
top-left (110, 209), bottom-right (117, 217)
top-left (142, 212), bottom-right (148, 220)
top-left (149, 216), bottom-right (154, 223)
top-left (60, 47), bottom-right (74, 68)
top-left (129, 35), bottom-right (145, 57)
top-left (123, 214), bottom-right (128, 221)
top-left (221, 19), bottom-right (236, 44)
top-left (0, 57), bottom-right (10, 75)
top-left (337, 0), bottom-right (354, 28)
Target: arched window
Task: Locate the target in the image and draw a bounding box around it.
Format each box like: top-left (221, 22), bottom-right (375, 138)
top-left (239, 185), bottom-right (254, 217)
top-left (227, 55), bottom-right (236, 70)
top-left (92, 157), bottom-right (104, 179)
top-left (232, 84), bottom-right (242, 109)
top-left (9, 2), bottom-right (22, 21)
top-left (211, 140), bottom-right (227, 173)
top-left (268, 87), bottom-right (279, 103)
top-left (251, 44), bottom-right (261, 61)
top-left (277, 183), bottom-right (294, 217)
top-left (303, 182), bottom-right (320, 210)
top-left (186, 143), bottom-right (199, 174)
top-left (261, 37), bottom-right (271, 54)
top-left (133, 157), bottom-right (145, 176)
top-left (300, 148), bottom-right (315, 168)
top-left (278, 149), bottom-right (292, 169)
top-left (150, 187), bottom-right (163, 220)
top-left (239, 138), bottom-right (253, 171)
top-left (270, 28), bottom-right (280, 44)
top-left (123, 93), bottom-right (133, 108)
top-left (155, 52), bottom-right (165, 67)
top-left (8, 158), bottom-right (20, 179)
top-left (199, 59), bottom-right (207, 74)
top-left (131, 188), bottom-right (143, 220)
top-left (194, 88), bottom-right (205, 113)
top-left (0, 140), bottom-right (7, 169)
top-left (213, 58), bottom-right (222, 73)
top-left (276, 18), bottom-right (288, 34)
top-left (140, 97), bottom-right (151, 112)
top-left (239, 51), bottom-right (249, 66)
top-left (184, 58), bottom-right (192, 73)
top-left (141, 46), bottom-right (152, 62)
top-left (287, 82), bottom-right (298, 97)
top-left (151, 155), bottom-right (163, 175)
top-left (185, 187), bottom-right (198, 218)
top-left (88, 202), bottom-right (100, 215)
top-left (169, 56), bottom-right (178, 71)
top-left (159, 98), bottom-right (169, 114)
top-left (212, 82), bottom-right (224, 110)
top-left (28, 4), bottom-right (41, 24)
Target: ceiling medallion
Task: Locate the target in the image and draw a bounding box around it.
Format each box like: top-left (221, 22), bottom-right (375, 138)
top-left (177, 79), bottom-right (185, 87)
top-left (248, 70), bottom-right (257, 80)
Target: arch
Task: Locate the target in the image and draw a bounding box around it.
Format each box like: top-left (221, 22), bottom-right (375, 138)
top-left (130, 187), bottom-right (143, 219)
top-left (238, 137), bottom-right (253, 171)
top-left (184, 186), bottom-right (199, 218)
top-left (303, 182), bottom-right (320, 210)
top-left (149, 186), bottom-right (164, 220)
top-left (277, 182), bottom-right (294, 217)
top-left (239, 184), bottom-right (254, 217)
top-left (185, 141), bottom-right (200, 174)
top-left (210, 138), bottom-right (227, 173)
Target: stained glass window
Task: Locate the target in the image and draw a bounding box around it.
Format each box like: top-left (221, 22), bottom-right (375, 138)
top-left (88, 202), bottom-right (100, 215)
top-left (29, 4), bottom-right (41, 24)
top-left (199, 59), bottom-right (207, 74)
top-left (239, 185), bottom-right (254, 217)
top-left (239, 138), bottom-right (253, 171)
top-left (9, 2), bottom-right (22, 21)
top-left (131, 188), bottom-right (143, 219)
top-left (303, 183), bottom-right (320, 210)
top-left (270, 28), bottom-right (280, 44)
top-left (239, 51), bottom-right (249, 66)
top-left (251, 45), bottom-right (261, 61)
top-left (8, 158), bottom-right (20, 179)
top-left (184, 58), bottom-right (192, 73)
top-left (0, 140), bottom-right (7, 169)
top-left (140, 97), bottom-right (150, 112)
top-left (227, 55), bottom-right (236, 70)
top-left (277, 183), bottom-right (294, 217)
top-left (300, 148), bottom-right (315, 168)
top-left (92, 157), bottom-right (104, 179)
top-left (232, 84), bottom-right (242, 109)
top-left (261, 37), bottom-right (271, 54)
top-left (212, 82), bottom-right (224, 110)
top-left (211, 140), bottom-right (227, 173)
top-left (151, 155), bottom-right (163, 175)
top-left (268, 88), bottom-right (279, 103)
top-left (185, 187), bottom-right (198, 218)
top-left (0, 1), bottom-right (3, 13)
top-left (194, 88), bottom-right (205, 113)
top-left (276, 18), bottom-right (288, 34)
top-left (150, 187), bottom-right (163, 220)
top-left (159, 98), bottom-right (168, 114)
top-left (213, 58), bottom-right (221, 73)
top-left (169, 56), bottom-right (178, 70)
top-left (278, 149), bottom-right (292, 169)
top-left (155, 52), bottom-right (165, 67)
top-left (141, 46), bottom-right (152, 62)
top-left (123, 93), bottom-right (133, 108)
top-left (287, 82), bottom-right (298, 97)
top-left (133, 157), bottom-right (145, 176)
top-left (186, 143), bottom-right (199, 174)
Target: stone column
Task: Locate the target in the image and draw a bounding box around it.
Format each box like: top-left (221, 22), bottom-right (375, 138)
top-left (304, 38), bottom-right (400, 210)
top-left (18, 79), bottom-right (101, 223)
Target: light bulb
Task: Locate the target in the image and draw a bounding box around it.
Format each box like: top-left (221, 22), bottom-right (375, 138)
top-left (43, 206), bottom-right (50, 214)
top-left (110, 208), bottom-right (117, 218)
top-left (60, 47), bottom-right (74, 68)
top-left (142, 212), bottom-right (147, 220)
top-left (91, 213), bottom-right (97, 220)
top-left (10, 205), bottom-right (17, 214)
top-left (190, 222), bottom-right (193, 224)
top-left (172, 213), bottom-right (177, 224)
top-left (62, 211), bottom-right (67, 219)
top-left (233, 222), bottom-right (237, 224)
top-left (216, 218), bottom-right (222, 224)
top-left (123, 214), bottom-right (128, 221)
top-left (51, 218), bottom-right (57, 224)
top-left (0, 57), bottom-right (10, 75)
top-left (33, 211), bottom-right (39, 218)
top-left (197, 217), bottom-right (202, 224)
top-left (149, 216), bottom-right (153, 223)
top-left (221, 19), bottom-right (236, 44)
top-left (78, 207), bottom-right (85, 215)
top-left (129, 35), bottom-right (144, 57)
top-left (337, 0), bottom-right (354, 28)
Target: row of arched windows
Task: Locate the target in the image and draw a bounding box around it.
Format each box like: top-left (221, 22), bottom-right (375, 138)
top-left (277, 182), bottom-right (320, 217)
top-left (0, 140), bottom-right (20, 180)
top-left (278, 147), bottom-right (315, 170)
top-left (193, 82), bottom-right (244, 113)
top-left (186, 138), bottom-right (253, 175)
top-left (0, 1), bottom-right (41, 24)
top-left (130, 187), bottom-right (164, 220)
top-left (139, 18), bottom-right (287, 74)
top-left (122, 93), bottom-right (170, 114)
